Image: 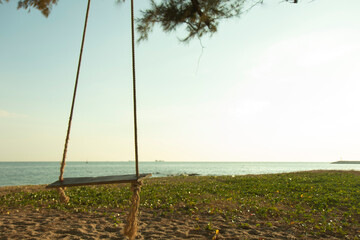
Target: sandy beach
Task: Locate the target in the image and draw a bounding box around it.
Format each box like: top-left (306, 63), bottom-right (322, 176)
top-left (0, 191), bottom-right (298, 240)
top-left (1, 204), bottom-right (298, 240)
top-left (1, 172), bottom-right (358, 239)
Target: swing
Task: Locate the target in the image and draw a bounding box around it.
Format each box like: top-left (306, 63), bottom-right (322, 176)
top-left (46, 0), bottom-right (150, 239)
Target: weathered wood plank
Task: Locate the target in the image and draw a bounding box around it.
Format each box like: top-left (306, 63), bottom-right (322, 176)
top-left (46, 173), bottom-right (151, 188)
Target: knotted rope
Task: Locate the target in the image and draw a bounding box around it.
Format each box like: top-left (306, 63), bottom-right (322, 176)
top-left (58, 187), bottom-right (69, 204)
top-left (123, 180), bottom-right (143, 240)
top-left (58, 0), bottom-right (91, 203)
top-left (124, 3), bottom-right (142, 237)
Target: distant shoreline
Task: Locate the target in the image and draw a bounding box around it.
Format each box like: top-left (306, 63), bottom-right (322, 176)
top-left (332, 160), bottom-right (360, 164)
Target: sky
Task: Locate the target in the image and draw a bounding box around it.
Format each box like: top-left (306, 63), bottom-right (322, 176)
top-left (1, 0), bottom-right (359, 162)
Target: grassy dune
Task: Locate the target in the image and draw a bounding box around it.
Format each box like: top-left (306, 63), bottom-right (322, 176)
top-left (1, 170), bottom-right (360, 239)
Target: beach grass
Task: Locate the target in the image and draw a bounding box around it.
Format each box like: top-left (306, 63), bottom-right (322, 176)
top-left (1, 170), bottom-right (360, 239)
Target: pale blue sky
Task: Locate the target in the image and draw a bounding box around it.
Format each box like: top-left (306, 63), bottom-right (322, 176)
top-left (1, 0), bottom-right (359, 162)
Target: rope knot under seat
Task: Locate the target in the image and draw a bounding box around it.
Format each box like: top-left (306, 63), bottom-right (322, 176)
top-left (123, 180), bottom-right (143, 240)
top-left (58, 187), bottom-right (69, 204)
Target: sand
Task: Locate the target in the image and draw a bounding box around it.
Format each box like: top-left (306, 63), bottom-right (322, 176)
top-left (0, 185), bottom-right (341, 239)
top-left (1, 208), bottom-right (297, 240)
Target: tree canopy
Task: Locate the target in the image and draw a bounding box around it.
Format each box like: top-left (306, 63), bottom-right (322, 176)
top-left (1, 0), bottom-right (298, 42)
top-left (137, 0), bottom-right (247, 42)
top-left (1, 0), bottom-right (59, 17)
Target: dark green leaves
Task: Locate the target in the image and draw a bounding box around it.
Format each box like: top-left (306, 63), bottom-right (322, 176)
top-left (1, 0), bottom-right (298, 40)
top-left (16, 0), bottom-right (58, 17)
top-left (137, 0), bottom-right (246, 42)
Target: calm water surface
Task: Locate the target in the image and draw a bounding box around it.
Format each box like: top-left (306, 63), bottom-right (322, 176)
top-left (1, 161), bottom-right (359, 187)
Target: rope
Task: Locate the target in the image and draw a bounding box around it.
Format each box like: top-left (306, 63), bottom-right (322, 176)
top-left (123, 181), bottom-right (143, 240)
top-left (58, 0), bottom-right (91, 203)
top-left (123, 2), bottom-right (142, 238)
top-left (58, 187), bottom-right (69, 204)
top-left (131, 0), bottom-right (140, 178)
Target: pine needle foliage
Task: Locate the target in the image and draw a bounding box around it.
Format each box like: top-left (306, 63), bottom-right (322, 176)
top-left (1, 0), bottom-right (58, 17)
top-left (1, 0), bottom-right (300, 42)
top-left (136, 0), bottom-right (246, 43)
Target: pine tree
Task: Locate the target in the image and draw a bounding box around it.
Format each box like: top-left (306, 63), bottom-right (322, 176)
top-left (0, 0), bottom-right (58, 17)
top-left (1, 0), bottom-right (299, 42)
top-left (136, 0), bottom-right (247, 42)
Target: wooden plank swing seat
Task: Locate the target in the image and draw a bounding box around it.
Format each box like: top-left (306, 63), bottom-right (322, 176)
top-left (47, 173), bottom-right (152, 188)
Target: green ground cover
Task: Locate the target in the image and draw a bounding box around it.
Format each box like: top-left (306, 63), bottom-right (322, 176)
top-left (1, 170), bottom-right (360, 239)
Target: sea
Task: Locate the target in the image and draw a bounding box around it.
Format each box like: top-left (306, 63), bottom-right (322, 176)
top-left (1, 161), bottom-right (360, 187)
